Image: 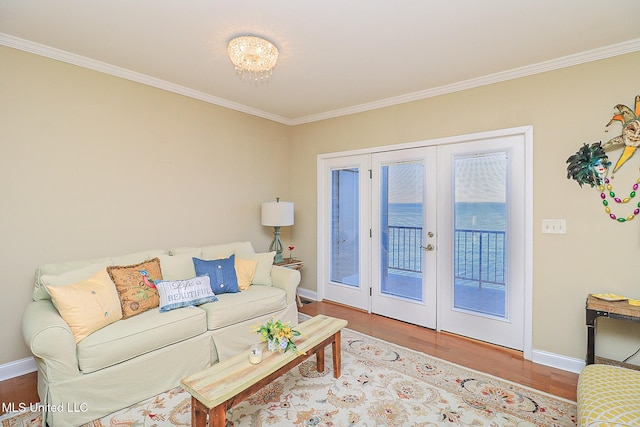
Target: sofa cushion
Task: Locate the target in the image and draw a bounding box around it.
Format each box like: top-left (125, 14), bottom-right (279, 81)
top-left (168, 241), bottom-right (255, 259)
top-left (47, 269), bottom-right (123, 343)
top-left (34, 249), bottom-right (166, 301)
top-left (156, 276), bottom-right (218, 312)
top-left (236, 251), bottom-right (275, 286)
top-left (107, 258), bottom-right (162, 319)
top-left (76, 306), bottom-right (207, 373)
top-left (198, 285), bottom-right (286, 330)
top-left (193, 255), bottom-right (239, 295)
top-left (159, 252), bottom-right (258, 289)
top-left (38, 262), bottom-right (109, 300)
top-left (202, 242), bottom-right (255, 259)
top-left (157, 254), bottom-right (197, 280)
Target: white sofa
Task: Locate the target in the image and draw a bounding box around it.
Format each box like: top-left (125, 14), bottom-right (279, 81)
top-left (22, 241), bottom-right (300, 427)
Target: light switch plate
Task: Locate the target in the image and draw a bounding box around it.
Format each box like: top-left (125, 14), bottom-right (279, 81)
top-left (542, 219), bottom-right (566, 234)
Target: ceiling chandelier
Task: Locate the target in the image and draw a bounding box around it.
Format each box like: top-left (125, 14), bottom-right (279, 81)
top-left (227, 35), bottom-right (279, 81)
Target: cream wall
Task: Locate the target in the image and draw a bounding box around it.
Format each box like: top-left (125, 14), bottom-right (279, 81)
top-left (3, 44), bottom-right (640, 370)
top-left (0, 46), bottom-right (292, 365)
top-left (290, 52), bottom-right (640, 362)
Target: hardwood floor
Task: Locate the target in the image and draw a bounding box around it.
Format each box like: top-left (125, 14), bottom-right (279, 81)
top-left (0, 300), bottom-right (577, 417)
top-left (299, 300), bottom-right (578, 401)
top-left (0, 371), bottom-right (38, 416)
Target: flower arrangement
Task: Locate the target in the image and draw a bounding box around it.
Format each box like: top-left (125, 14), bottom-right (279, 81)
top-left (255, 317), bottom-right (303, 354)
top-left (288, 245), bottom-right (295, 260)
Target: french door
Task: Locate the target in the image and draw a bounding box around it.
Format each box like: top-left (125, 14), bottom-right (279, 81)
top-left (437, 136), bottom-right (526, 350)
top-left (318, 127), bottom-right (531, 353)
top-left (320, 149), bottom-right (436, 327)
top-left (321, 155), bottom-right (371, 311)
top-left (370, 148), bottom-right (437, 328)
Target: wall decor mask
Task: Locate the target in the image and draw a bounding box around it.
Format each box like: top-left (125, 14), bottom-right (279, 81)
top-left (566, 95), bottom-right (640, 222)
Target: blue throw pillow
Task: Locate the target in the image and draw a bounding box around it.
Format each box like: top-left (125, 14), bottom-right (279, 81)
top-left (193, 255), bottom-right (240, 294)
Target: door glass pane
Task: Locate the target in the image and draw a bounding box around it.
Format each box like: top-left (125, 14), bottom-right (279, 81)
top-left (330, 168), bottom-right (359, 286)
top-left (380, 161), bottom-right (423, 301)
top-left (453, 152), bottom-right (507, 318)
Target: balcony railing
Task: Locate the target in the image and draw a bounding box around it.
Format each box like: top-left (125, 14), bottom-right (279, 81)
top-left (386, 226), bottom-right (506, 289)
top-left (454, 229), bottom-right (505, 288)
top-left (386, 226), bottom-right (422, 273)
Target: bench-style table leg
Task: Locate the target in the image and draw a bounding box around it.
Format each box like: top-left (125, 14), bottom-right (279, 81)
top-left (192, 396), bottom-right (227, 427)
top-left (333, 330), bottom-right (341, 378)
top-left (315, 330), bottom-right (342, 378)
top-left (316, 346), bottom-right (325, 373)
top-left (211, 404), bottom-right (226, 427)
top-left (192, 397), bottom-right (207, 427)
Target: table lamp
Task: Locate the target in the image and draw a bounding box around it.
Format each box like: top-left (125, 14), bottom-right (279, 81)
top-left (261, 198), bottom-right (294, 263)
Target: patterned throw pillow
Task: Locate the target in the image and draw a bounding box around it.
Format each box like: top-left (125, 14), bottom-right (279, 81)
top-left (155, 275), bottom-right (218, 312)
top-left (193, 255), bottom-right (239, 294)
top-left (107, 258), bottom-right (162, 319)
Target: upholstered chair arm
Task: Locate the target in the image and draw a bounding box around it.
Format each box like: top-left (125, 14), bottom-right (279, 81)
top-left (270, 265), bottom-right (300, 306)
top-left (22, 300), bottom-right (80, 381)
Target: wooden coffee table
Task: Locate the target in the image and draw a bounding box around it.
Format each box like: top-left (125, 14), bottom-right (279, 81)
top-left (181, 315), bottom-right (348, 427)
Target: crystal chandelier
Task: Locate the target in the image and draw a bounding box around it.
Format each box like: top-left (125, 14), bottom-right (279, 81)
top-left (227, 35), bottom-right (279, 81)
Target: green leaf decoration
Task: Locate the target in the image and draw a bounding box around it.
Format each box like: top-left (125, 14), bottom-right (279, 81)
top-left (566, 142), bottom-right (609, 188)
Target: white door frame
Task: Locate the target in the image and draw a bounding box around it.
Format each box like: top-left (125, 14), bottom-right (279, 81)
top-left (317, 126), bottom-right (533, 359)
top-left (316, 154), bottom-right (371, 311)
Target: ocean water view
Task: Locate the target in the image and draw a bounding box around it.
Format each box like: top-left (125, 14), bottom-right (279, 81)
top-left (385, 202), bottom-right (507, 316)
top-left (331, 200), bottom-right (508, 317)
top-left (388, 202), bottom-right (506, 230)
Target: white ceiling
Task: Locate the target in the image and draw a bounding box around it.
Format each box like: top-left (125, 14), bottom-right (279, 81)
top-left (2, 1), bottom-right (640, 125)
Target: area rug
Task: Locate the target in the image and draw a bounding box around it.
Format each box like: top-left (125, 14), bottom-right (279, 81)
top-left (1, 328), bottom-right (577, 427)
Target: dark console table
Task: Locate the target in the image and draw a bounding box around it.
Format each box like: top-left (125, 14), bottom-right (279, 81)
top-left (586, 294), bottom-right (640, 365)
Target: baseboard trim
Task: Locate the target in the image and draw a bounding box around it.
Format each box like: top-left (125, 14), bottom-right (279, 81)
top-left (297, 288), bottom-right (317, 302)
top-left (299, 288), bottom-right (585, 374)
top-left (0, 357), bottom-right (37, 382)
top-left (531, 349), bottom-right (584, 374)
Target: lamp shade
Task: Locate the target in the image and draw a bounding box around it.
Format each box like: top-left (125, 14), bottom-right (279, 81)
top-left (261, 201), bottom-right (294, 226)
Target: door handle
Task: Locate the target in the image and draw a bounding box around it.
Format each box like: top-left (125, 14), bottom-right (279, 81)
top-left (421, 244), bottom-right (434, 251)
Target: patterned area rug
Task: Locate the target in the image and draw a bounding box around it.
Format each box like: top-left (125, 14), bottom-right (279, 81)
top-left (1, 328), bottom-right (577, 427)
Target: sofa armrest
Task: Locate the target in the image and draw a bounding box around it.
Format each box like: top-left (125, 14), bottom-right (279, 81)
top-left (22, 300), bottom-right (81, 381)
top-left (270, 265), bottom-right (300, 306)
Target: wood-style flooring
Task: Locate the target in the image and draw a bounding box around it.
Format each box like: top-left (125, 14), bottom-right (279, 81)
top-left (0, 300), bottom-right (577, 417)
top-left (299, 300), bottom-right (577, 401)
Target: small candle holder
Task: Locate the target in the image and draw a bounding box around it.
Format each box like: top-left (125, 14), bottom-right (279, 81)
top-left (249, 344), bottom-right (263, 364)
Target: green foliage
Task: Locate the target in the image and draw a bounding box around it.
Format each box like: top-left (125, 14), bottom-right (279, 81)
top-left (566, 142), bottom-right (609, 188)
top-left (255, 317), bottom-right (302, 354)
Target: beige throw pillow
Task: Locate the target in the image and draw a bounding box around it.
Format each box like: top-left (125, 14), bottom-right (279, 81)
top-left (235, 251), bottom-right (275, 286)
top-left (235, 258), bottom-right (258, 290)
top-left (47, 269), bottom-right (123, 342)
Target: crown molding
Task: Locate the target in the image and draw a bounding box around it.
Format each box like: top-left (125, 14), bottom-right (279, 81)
top-left (0, 33), bottom-right (292, 125)
top-left (3, 32), bottom-right (640, 126)
top-left (290, 38), bottom-right (640, 125)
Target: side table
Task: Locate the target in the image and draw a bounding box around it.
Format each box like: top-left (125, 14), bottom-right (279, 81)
top-left (274, 259), bottom-right (304, 308)
top-left (585, 294), bottom-right (640, 366)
